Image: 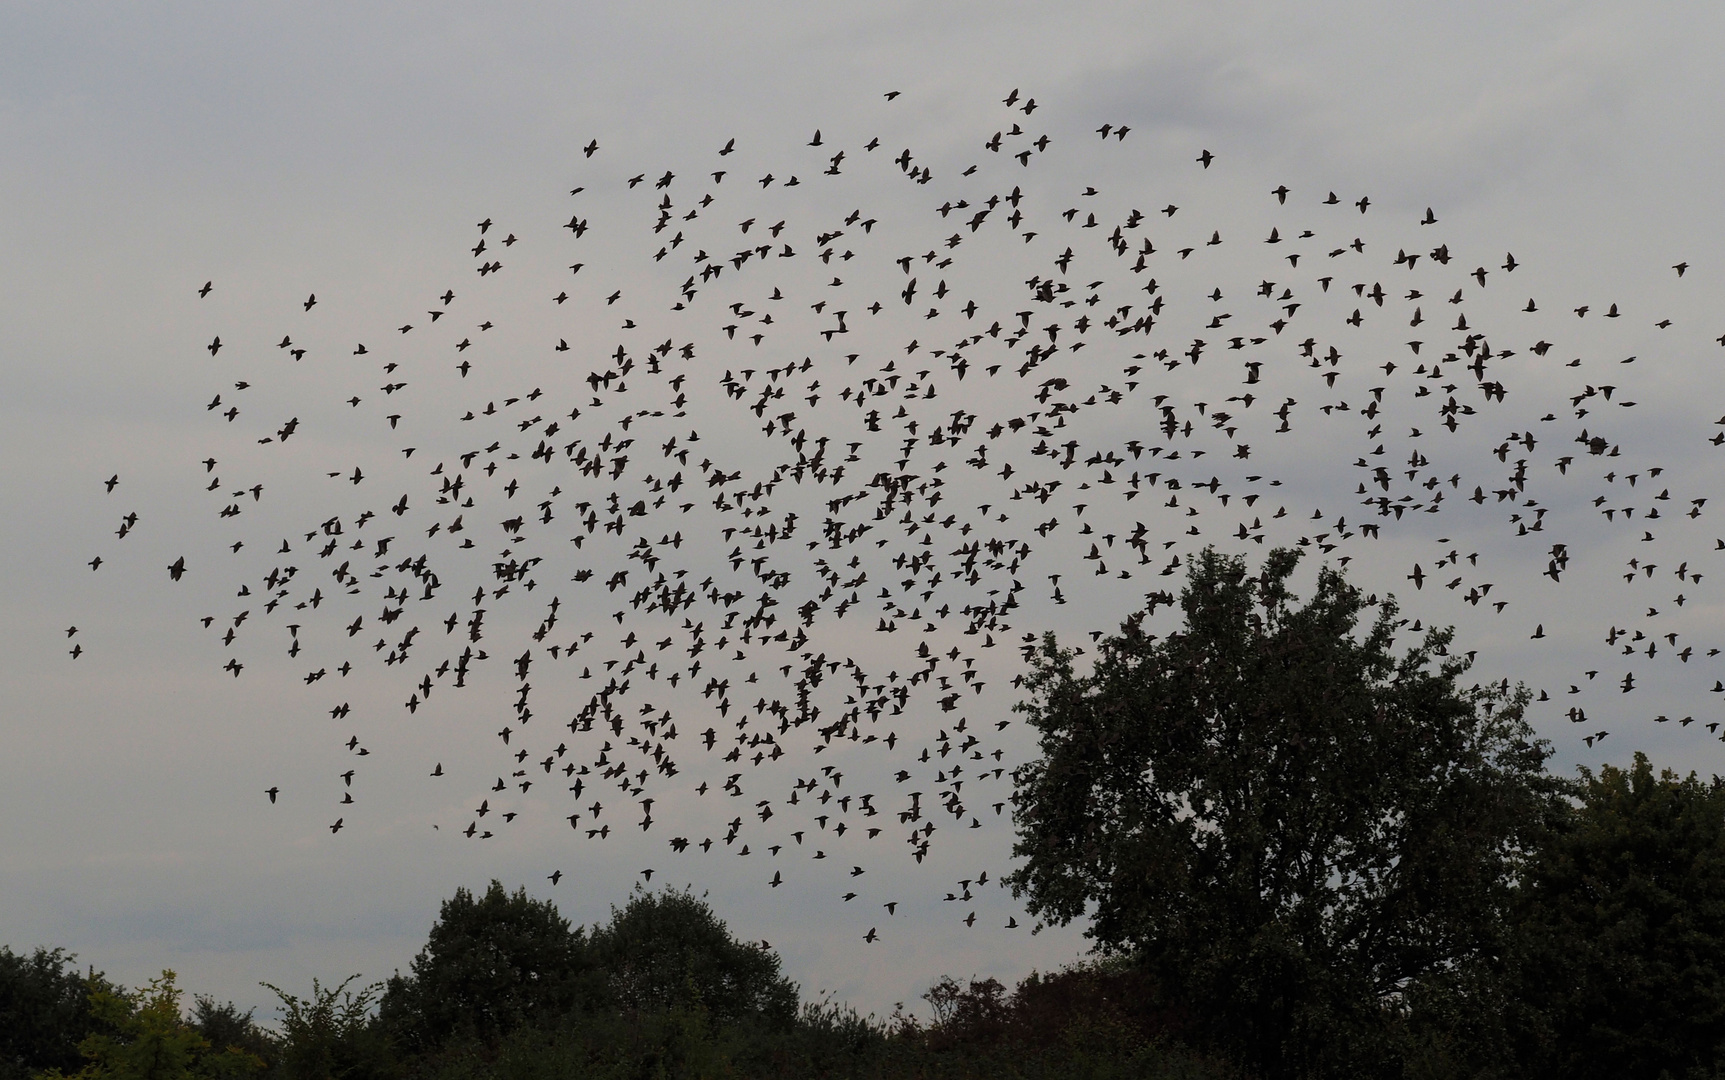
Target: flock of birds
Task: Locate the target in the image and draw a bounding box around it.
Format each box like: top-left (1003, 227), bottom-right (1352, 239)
top-left (68, 88), bottom-right (1725, 942)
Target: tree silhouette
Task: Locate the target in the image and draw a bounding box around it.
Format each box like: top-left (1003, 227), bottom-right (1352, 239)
top-left (1006, 547), bottom-right (1566, 1079)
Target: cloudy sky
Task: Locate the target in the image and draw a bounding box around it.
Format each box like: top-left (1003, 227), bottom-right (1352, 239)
top-left (5, 1), bottom-right (1725, 1024)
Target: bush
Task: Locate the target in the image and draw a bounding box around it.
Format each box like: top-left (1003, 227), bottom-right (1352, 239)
top-left (263, 975), bottom-right (391, 1080)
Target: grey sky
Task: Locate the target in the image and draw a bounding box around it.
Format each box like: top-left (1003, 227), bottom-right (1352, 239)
top-left (5, 2), bottom-right (1725, 1024)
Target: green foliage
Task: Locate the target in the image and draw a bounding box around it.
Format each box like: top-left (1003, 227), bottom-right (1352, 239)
top-left (587, 887), bottom-right (798, 1026)
top-left (1506, 752), bottom-right (1725, 1078)
top-left (378, 881), bottom-right (596, 1053)
top-left (0, 947), bottom-right (109, 1080)
top-left (1005, 548), bottom-right (1566, 1079)
top-left (261, 975), bottom-right (390, 1080)
top-left (36, 971), bottom-right (262, 1080)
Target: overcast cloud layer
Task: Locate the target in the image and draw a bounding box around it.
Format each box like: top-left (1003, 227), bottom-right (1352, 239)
top-left (5, 2), bottom-right (1725, 1024)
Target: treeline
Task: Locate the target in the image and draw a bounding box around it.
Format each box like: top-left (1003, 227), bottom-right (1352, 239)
top-left (7, 755), bottom-right (1725, 1080)
top-left (0, 884), bottom-right (1228, 1080)
top-left (10, 550), bottom-right (1725, 1078)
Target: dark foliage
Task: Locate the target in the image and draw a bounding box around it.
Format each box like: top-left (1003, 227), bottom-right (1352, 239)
top-left (189, 997), bottom-right (277, 1067)
top-left (1507, 752), bottom-right (1725, 1078)
top-left (913, 959), bottom-right (1219, 1076)
top-left (0, 947), bottom-right (110, 1080)
top-left (19, 583), bottom-right (1725, 1079)
top-left (378, 880), bottom-right (598, 1053)
top-left (586, 887), bottom-right (798, 1026)
top-left (1005, 548), bottom-right (1568, 1079)
top-left (926, 960), bottom-right (1188, 1054)
top-left (264, 976), bottom-right (392, 1080)
top-left (403, 963), bottom-right (1230, 1080)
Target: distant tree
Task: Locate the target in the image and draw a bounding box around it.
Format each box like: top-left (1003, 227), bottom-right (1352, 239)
top-left (1005, 548), bottom-right (1566, 1079)
top-left (0, 947), bottom-right (108, 1080)
top-left (588, 888), bottom-right (797, 1026)
top-left (376, 881), bottom-right (594, 1051)
top-left (1500, 752), bottom-right (1725, 1078)
top-left (37, 971), bottom-right (261, 1080)
top-left (187, 998), bottom-right (275, 1071)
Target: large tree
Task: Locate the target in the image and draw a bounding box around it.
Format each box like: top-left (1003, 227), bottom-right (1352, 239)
top-left (377, 880), bottom-right (595, 1052)
top-left (588, 887), bottom-right (798, 1026)
top-left (1005, 548), bottom-right (1566, 1079)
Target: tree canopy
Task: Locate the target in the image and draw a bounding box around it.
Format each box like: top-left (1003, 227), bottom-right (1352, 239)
top-left (377, 881), bottom-right (797, 1056)
top-left (588, 887), bottom-right (798, 1025)
top-left (36, 971), bottom-right (261, 1080)
top-left (0, 947), bottom-right (107, 1080)
top-left (378, 880), bottom-right (595, 1051)
top-left (1005, 547), bottom-right (1567, 1078)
